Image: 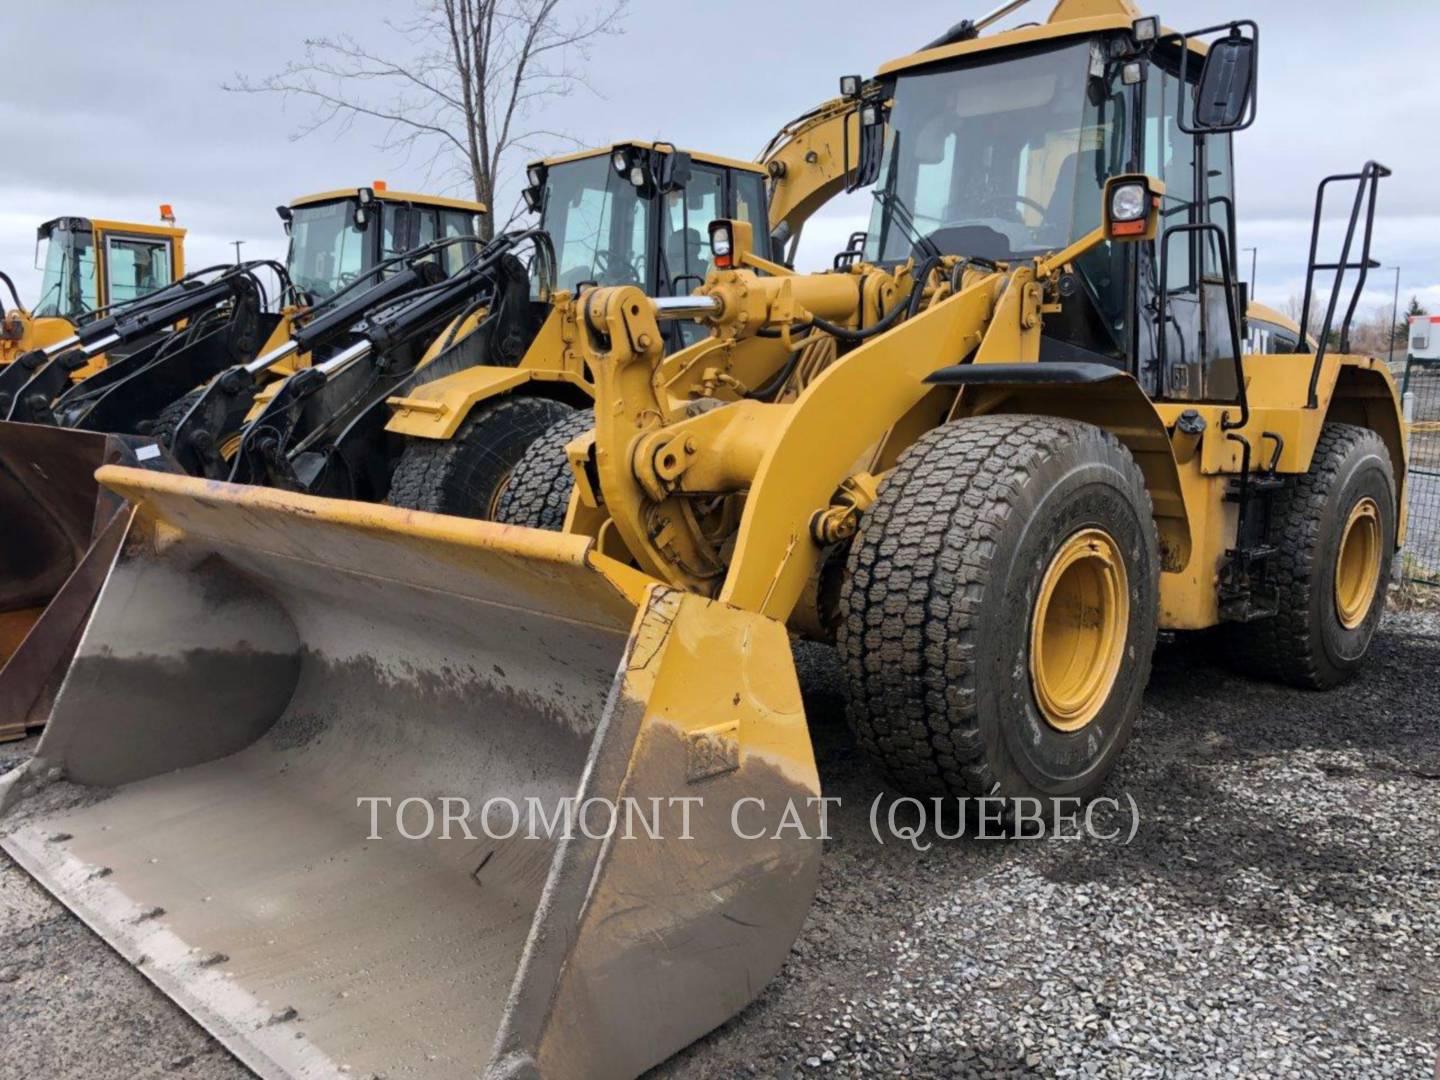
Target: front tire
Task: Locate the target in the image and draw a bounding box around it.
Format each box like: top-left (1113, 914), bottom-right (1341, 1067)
top-left (493, 408), bottom-right (594, 530)
top-left (1229, 422), bottom-right (1396, 689)
top-left (386, 396), bottom-right (574, 520)
top-left (838, 415), bottom-right (1160, 802)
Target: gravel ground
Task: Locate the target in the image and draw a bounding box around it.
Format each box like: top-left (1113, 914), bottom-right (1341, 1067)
top-left (2, 610), bottom-right (1438, 1079)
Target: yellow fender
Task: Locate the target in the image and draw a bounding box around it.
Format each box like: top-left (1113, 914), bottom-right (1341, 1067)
top-left (386, 299), bottom-right (594, 441)
top-left (386, 365), bottom-right (550, 440)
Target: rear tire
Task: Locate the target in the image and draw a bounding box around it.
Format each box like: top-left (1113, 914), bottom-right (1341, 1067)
top-left (386, 396), bottom-right (574, 520)
top-left (493, 409), bottom-right (594, 530)
top-left (1228, 422), bottom-right (1396, 689)
top-left (838, 415), bottom-right (1160, 802)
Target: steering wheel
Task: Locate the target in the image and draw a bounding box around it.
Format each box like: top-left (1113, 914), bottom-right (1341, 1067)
top-left (591, 249), bottom-right (642, 287)
top-left (967, 194), bottom-right (1049, 222)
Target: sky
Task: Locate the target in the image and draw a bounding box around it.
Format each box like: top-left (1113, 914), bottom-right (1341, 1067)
top-left (2, 0), bottom-right (1437, 324)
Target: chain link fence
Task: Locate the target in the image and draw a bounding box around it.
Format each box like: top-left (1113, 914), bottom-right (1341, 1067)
top-left (1401, 356), bottom-right (1440, 585)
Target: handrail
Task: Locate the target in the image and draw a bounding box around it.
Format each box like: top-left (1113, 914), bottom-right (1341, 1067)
top-left (1294, 160), bottom-right (1391, 408)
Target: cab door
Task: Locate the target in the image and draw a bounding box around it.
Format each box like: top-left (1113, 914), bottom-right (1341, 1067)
top-left (100, 232), bottom-right (174, 309)
top-left (1137, 55), bottom-right (1239, 403)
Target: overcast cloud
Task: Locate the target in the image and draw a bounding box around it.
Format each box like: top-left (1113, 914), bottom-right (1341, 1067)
top-left (3, 0), bottom-right (1437, 321)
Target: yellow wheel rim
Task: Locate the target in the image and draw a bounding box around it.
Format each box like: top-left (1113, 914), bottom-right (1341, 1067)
top-left (1029, 528), bottom-right (1129, 733)
top-left (485, 470), bottom-right (514, 519)
top-left (1335, 497), bottom-right (1382, 629)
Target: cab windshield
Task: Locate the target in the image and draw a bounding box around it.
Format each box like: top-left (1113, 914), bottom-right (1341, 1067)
top-left (865, 38), bottom-right (1125, 264)
top-left (33, 225), bottom-right (98, 320)
top-left (287, 200), bottom-right (369, 300)
top-left (540, 155), bottom-right (649, 292)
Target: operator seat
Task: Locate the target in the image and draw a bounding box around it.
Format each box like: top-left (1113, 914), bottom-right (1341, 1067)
top-left (666, 227), bottom-right (709, 286)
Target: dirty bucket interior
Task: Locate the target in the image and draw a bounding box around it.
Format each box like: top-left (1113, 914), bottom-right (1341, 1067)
top-left (2, 471), bottom-right (821, 1080)
top-left (3, 476), bottom-right (636, 1078)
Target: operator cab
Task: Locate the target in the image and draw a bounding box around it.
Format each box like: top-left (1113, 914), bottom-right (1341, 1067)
top-left (521, 143), bottom-right (772, 348)
top-left (281, 186), bottom-right (486, 303)
top-left (865, 16), bottom-right (1256, 404)
top-left (32, 216), bottom-right (184, 322)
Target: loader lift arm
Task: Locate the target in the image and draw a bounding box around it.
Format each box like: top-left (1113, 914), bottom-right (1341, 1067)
top-left (225, 229), bottom-right (547, 499)
top-left (1, 261), bottom-right (289, 429)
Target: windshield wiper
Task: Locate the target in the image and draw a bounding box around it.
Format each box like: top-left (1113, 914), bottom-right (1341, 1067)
top-left (872, 188), bottom-right (942, 261)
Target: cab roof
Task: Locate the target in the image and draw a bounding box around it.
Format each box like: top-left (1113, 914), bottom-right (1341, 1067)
top-left (289, 188), bottom-right (487, 214)
top-left (38, 216), bottom-right (186, 241)
top-left (538, 141), bottom-right (767, 176)
top-left (878, 3), bottom-right (1204, 79)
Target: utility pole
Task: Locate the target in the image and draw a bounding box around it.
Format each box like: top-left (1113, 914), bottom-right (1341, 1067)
top-left (1242, 246), bottom-right (1258, 296)
top-left (232, 240), bottom-right (245, 265)
top-left (1387, 265), bottom-right (1401, 366)
top-left (1388, 264), bottom-right (1399, 365)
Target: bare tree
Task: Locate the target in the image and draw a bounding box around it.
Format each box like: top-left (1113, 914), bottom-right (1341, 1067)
top-left (226, 0), bottom-right (626, 239)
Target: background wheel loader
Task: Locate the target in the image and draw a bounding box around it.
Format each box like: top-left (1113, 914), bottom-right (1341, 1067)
top-left (0, 3), bottom-right (1410, 1079)
top-left (1, 211), bottom-right (186, 373)
top-left (383, 141), bottom-right (777, 519)
top-left (0, 256), bottom-right (285, 689)
top-left (0, 185), bottom-right (487, 739)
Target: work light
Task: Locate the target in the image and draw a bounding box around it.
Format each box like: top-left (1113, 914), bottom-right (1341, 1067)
top-left (1110, 183), bottom-right (1147, 223)
top-left (710, 222), bottom-right (734, 268)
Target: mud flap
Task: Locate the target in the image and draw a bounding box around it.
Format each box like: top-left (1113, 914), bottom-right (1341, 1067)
top-left (0, 467), bottom-right (821, 1079)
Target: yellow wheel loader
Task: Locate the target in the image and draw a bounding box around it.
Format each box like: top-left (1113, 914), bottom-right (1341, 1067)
top-left (0, 212), bottom-right (186, 374)
top-left (383, 142), bottom-right (775, 518)
top-left (0, 257), bottom-right (284, 688)
top-left (0, 186), bottom-right (486, 737)
top-left (171, 229), bottom-right (544, 500)
top-left (0, 4), bottom-right (1409, 1079)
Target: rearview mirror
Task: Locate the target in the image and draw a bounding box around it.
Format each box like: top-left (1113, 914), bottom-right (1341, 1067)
top-left (655, 148), bottom-right (692, 194)
top-left (1192, 27), bottom-right (1257, 132)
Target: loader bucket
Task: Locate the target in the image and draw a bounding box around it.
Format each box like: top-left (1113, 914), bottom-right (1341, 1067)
top-left (0, 422), bottom-right (117, 621)
top-left (0, 469), bottom-right (822, 1080)
top-left (0, 422), bottom-right (175, 738)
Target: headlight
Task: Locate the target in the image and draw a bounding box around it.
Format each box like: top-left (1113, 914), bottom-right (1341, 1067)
top-left (1110, 183), bottom-right (1147, 223)
top-left (612, 150), bottom-right (629, 174)
top-left (527, 164), bottom-right (544, 187)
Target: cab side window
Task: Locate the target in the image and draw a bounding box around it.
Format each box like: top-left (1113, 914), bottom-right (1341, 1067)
top-left (439, 210), bottom-right (480, 276)
top-left (382, 205), bottom-right (439, 262)
top-left (105, 237), bottom-right (171, 306)
top-left (731, 172), bottom-right (771, 261)
top-left (661, 166), bottom-right (722, 295)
